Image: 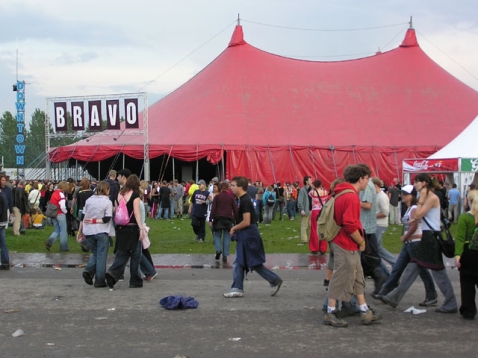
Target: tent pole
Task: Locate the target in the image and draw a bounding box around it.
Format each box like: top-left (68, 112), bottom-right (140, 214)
top-left (122, 153), bottom-right (125, 168)
top-left (330, 146), bottom-right (338, 178)
top-left (143, 92), bottom-right (150, 182)
top-left (172, 157), bottom-right (175, 180)
top-left (98, 161), bottom-right (100, 180)
top-left (393, 147), bottom-right (400, 184)
top-left (222, 145), bottom-right (225, 181)
top-left (288, 145), bottom-right (299, 183)
top-left (309, 146), bottom-right (317, 179)
top-left (196, 145), bottom-right (199, 182)
top-left (268, 146), bottom-right (277, 184)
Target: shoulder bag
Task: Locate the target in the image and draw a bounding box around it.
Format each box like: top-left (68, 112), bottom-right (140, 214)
top-left (422, 216), bottom-right (455, 258)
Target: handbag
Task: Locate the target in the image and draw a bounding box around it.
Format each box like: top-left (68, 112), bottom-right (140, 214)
top-left (45, 201), bottom-right (59, 218)
top-left (422, 216), bottom-right (455, 258)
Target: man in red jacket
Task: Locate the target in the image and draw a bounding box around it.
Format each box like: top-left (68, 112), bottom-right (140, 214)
top-left (324, 164), bottom-right (382, 328)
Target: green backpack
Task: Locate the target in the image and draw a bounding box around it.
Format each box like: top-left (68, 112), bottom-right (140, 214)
top-left (318, 189), bottom-right (355, 241)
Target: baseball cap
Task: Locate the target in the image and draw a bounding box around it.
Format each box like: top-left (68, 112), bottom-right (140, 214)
top-left (211, 177), bottom-right (218, 182)
top-left (401, 184), bottom-right (416, 195)
top-left (117, 169), bottom-right (131, 178)
top-left (66, 177), bottom-right (75, 183)
top-left (198, 179), bottom-right (206, 185)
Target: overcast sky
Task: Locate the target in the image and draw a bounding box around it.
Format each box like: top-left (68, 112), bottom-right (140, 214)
top-left (1, 0), bottom-right (477, 122)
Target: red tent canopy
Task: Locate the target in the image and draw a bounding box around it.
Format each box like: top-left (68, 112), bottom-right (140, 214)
top-left (50, 25), bottom-right (478, 186)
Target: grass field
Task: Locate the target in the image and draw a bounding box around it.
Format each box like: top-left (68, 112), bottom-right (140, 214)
top-left (5, 215), bottom-right (459, 255)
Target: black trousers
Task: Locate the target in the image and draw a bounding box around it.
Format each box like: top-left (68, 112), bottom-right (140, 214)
top-left (191, 216), bottom-right (206, 240)
top-left (459, 272), bottom-right (478, 319)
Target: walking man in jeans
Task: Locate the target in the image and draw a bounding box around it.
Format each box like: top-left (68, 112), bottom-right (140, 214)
top-left (224, 176), bottom-right (283, 298)
top-left (324, 164), bottom-right (382, 327)
top-left (447, 183), bottom-right (461, 223)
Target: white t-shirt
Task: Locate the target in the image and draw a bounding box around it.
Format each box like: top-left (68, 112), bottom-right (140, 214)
top-left (376, 190), bottom-right (390, 227)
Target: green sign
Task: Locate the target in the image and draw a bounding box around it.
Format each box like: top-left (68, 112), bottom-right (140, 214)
top-left (461, 158), bottom-right (478, 172)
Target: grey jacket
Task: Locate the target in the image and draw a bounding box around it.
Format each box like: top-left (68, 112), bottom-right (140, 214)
top-left (297, 186), bottom-right (311, 216)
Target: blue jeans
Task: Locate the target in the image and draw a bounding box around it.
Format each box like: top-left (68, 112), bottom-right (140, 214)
top-left (214, 229), bottom-right (231, 256)
top-left (263, 205), bottom-right (274, 224)
top-left (230, 257), bottom-right (282, 292)
top-left (379, 241), bottom-right (437, 300)
top-left (286, 200), bottom-right (296, 219)
top-left (107, 241), bottom-right (143, 286)
top-left (169, 200), bottom-right (175, 219)
top-left (140, 253), bottom-right (156, 277)
top-left (84, 232), bottom-right (109, 287)
top-left (0, 226), bottom-right (9, 265)
top-left (46, 213), bottom-right (69, 251)
top-left (157, 206), bottom-right (169, 219)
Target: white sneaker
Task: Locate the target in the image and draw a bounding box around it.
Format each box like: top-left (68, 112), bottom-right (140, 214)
top-left (223, 291), bottom-right (244, 298)
top-left (271, 280), bottom-right (283, 296)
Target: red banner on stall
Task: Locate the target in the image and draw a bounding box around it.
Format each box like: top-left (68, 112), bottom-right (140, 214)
top-left (402, 158), bottom-right (458, 172)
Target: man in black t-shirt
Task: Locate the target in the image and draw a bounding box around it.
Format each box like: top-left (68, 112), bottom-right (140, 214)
top-left (273, 182), bottom-right (285, 220)
top-left (157, 181), bottom-right (171, 219)
top-left (223, 176), bottom-right (283, 298)
top-left (188, 180), bottom-right (210, 243)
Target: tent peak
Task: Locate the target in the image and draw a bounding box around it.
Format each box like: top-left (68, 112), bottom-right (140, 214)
top-left (228, 25), bottom-right (246, 47)
top-left (400, 28), bottom-right (419, 48)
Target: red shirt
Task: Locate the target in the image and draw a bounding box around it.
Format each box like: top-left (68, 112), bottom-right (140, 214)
top-left (332, 183), bottom-right (364, 251)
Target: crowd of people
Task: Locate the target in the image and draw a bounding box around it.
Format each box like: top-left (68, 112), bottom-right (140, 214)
top-left (0, 165), bottom-right (477, 324)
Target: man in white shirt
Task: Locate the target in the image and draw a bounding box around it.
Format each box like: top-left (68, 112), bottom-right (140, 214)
top-left (372, 177), bottom-right (396, 272)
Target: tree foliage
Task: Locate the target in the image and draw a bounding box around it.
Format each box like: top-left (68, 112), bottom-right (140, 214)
top-left (0, 109), bottom-right (78, 168)
top-left (0, 111), bottom-right (20, 167)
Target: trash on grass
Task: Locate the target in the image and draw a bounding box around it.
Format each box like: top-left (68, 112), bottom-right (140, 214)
top-left (228, 337), bottom-right (241, 341)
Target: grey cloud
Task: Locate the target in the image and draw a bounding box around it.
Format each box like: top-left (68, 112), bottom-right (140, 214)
top-left (0, 7), bottom-right (135, 47)
top-left (55, 51), bottom-right (100, 65)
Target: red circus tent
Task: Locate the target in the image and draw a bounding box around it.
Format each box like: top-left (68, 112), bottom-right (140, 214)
top-left (50, 25), bottom-right (478, 186)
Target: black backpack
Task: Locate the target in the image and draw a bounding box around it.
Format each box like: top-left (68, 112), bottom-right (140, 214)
top-left (266, 192), bottom-right (275, 206)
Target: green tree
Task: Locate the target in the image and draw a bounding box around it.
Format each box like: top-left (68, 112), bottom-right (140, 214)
top-left (24, 109), bottom-right (51, 166)
top-left (0, 111), bottom-right (22, 167)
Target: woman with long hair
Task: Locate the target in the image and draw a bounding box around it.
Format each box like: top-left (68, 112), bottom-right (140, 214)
top-left (139, 180), bottom-right (157, 281)
top-left (79, 181), bottom-right (114, 288)
top-left (105, 174), bottom-right (145, 289)
top-left (381, 174), bottom-right (457, 312)
top-left (372, 185), bottom-right (437, 306)
top-left (455, 189), bottom-right (478, 319)
top-left (45, 181), bottom-right (70, 252)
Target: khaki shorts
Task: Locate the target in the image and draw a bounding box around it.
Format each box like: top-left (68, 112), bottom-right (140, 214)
top-left (328, 242), bottom-right (365, 302)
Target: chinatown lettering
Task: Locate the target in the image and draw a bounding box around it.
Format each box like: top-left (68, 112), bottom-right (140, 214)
top-left (15, 81), bottom-right (26, 166)
top-left (52, 98), bottom-right (139, 132)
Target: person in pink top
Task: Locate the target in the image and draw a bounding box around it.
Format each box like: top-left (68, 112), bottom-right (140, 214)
top-left (309, 179), bottom-right (329, 254)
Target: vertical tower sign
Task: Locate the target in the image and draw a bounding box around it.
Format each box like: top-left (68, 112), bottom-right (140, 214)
top-left (15, 81), bottom-right (26, 170)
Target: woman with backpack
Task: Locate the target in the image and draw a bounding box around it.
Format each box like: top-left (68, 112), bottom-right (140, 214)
top-left (262, 186), bottom-right (276, 226)
top-left (44, 181), bottom-right (70, 252)
top-left (105, 174), bottom-right (146, 289)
